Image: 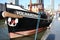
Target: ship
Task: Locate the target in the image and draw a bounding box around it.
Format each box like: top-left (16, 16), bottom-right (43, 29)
top-left (5, 0), bottom-right (53, 38)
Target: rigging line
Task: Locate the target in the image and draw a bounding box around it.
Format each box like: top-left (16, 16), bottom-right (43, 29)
top-left (40, 17), bottom-right (53, 20)
top-left (34, 12), bottom-right (41, 40)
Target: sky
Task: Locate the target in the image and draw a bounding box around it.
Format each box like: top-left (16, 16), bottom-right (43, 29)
top-left (0, 0), bottom-right (60, 10)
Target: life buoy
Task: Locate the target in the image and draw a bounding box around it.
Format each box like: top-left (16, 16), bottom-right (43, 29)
top-left (8, 18), bottom-right (18, 27)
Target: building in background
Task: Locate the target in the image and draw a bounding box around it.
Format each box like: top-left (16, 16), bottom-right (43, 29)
top-left (56, 4), bottom-right (60, 17)
top-left (0, 3), bottom-right (5, 11)
top-left (50, 0), bottom-right (54, 10)
top-left (0, 0), bottom-right (19, 11)
top-left (50, 0), bottom-right (54, 14)
top-left (57, 4), bottom-right (60, 12)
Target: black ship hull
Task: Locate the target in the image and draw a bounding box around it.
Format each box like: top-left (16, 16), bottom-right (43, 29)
top-left (8, 14), bottom-right (52, 32)
top-left (5, 3), bottom-right (53, 32)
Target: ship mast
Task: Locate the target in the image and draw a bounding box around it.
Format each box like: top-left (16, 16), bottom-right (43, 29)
top-left (30, 0), bottom-right (32, 12)
top-left (37, 0), bottom-right (44, 12)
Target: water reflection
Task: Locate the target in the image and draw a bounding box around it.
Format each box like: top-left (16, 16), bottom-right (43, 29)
top-left (0, 23), bottom-right (10, 40)
top-left (46, 34), bottom-right (55, 40)
top-left (41, 13), bottom-right (60, 40)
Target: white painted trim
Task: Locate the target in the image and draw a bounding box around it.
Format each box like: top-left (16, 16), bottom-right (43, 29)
top-left (6, 4), bottom-right (26, 11)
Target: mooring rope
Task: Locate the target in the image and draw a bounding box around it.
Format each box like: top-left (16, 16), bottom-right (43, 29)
top-left (34, 12), bottom-right (41, 40)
